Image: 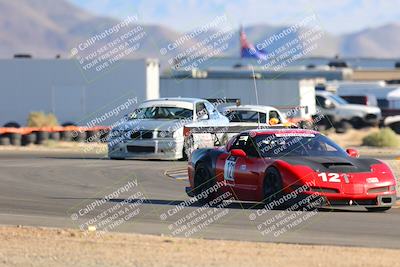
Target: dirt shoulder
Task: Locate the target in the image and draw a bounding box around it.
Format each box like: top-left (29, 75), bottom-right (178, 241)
top-left (0, 225), bottom-right (399, 267)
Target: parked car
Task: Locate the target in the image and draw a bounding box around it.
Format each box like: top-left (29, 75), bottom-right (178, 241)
top-left (315, 91), bottom-right (381, 132)
top-left (220, 105), bottom-right (287, 126)
top-left (108, 98), bottom-right (229, 160)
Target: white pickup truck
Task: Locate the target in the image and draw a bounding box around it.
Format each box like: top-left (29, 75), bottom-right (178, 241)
top-left (315, 91), bottom-right (382, 133)
top-left (108, 98), bottom-right (229, 160)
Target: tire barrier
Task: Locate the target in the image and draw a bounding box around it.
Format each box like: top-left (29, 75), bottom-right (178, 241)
top-left (86, 130), bottom-right (100, 143)
top-left (73, 131), bottom-right (86, 142)
top-left (0, 136), bottom-right (10, 146)
top-left (60, 131), bottom-right (73, 141)
top-left (21, 133), bottom-right (36, 146)
top-left (0, 126), bottom-right (111, 146)
top-left (21, 134), bottom-right (36, 146)
top-left (8, 133), bottom-right (21, 146)
top-left (49, 131), bottom-right (61, 141)
top-left (34, 131), bottom-right (49, 145)
top-left (99, 129), bottom-right (110, 143)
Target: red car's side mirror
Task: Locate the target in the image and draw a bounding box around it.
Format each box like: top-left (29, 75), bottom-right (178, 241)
top-left (346, 148), bottom-right (359, 158)
top-left (230, 149), bottom-right (247, 157)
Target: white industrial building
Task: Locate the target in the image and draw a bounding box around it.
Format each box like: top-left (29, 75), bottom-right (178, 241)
top-left (0, 58), bottom-right (159, 126)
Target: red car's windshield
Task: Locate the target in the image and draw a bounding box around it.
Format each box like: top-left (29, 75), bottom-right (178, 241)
top-left (254, 133), bottom-right (348, 158)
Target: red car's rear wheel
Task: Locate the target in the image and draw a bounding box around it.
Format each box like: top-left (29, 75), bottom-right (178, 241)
top-left (194, 163), bottom-right (217, 205)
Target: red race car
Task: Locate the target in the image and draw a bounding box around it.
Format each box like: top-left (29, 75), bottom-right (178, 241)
top-left (187, 128), bottom-right (397, 212)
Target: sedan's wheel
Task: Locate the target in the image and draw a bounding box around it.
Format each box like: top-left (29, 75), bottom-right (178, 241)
top-left (194, 163), bottom-right (217, 205)
top-left (366, 207), bottom-right (391, 212)
top-left (180, 136), bottom-right (194, 161)
top-left (263, 167), bottom-right (284, 207)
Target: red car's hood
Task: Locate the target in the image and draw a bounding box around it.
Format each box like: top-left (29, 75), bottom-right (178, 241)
top-left (278, 156), bottom-right (396, 195)
top-left (279, 156), bottom-right (379, 174)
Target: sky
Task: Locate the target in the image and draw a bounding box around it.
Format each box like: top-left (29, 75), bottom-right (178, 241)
top-left (69, 0), bottom-right (400, 34)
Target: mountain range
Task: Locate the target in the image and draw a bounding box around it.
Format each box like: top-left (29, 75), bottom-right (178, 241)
top-left (0, 0), bottom-right (399, 66)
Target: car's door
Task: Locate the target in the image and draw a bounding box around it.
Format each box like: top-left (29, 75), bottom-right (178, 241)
top-left (215, 133), bottom-right (264, 201)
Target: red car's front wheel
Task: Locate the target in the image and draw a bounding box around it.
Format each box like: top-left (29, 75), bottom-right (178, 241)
top-left (263, 167), bottom-right (284, 206)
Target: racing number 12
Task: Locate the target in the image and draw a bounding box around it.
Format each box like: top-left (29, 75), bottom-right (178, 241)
top-left (318, 172), bottom-right (340, 183)
top-left (224, 157), bottom-right (236, 182)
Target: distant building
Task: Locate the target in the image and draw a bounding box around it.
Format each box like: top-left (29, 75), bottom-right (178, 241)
top-left (0, 58), bottom-right (159, 126)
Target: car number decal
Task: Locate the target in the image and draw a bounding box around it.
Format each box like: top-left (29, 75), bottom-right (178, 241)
top-left (224, 156), bottom-right (236, 182)
top-left (318, 172), bottom-right (342, 183)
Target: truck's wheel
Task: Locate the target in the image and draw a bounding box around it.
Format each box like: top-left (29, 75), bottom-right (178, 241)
top-left (316, 116), bottom-right (333, 130)
top-left (350, 117), bottom-right (364, 129)
top-left (335, 120), bottom-right (352, 134)
top-left (389, 122), bottom-right (400, 134)
top-left (366, 207), bottom-right (391, 212)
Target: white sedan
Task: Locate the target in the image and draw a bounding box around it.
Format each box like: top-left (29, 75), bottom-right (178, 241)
top-left (108, 98), bottom-right (229, 160)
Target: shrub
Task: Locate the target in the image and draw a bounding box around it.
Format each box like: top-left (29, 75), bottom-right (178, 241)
top-left (362, 128), bottom-right (399, 147)
top-left (27, 112), bottom-right (59, 127)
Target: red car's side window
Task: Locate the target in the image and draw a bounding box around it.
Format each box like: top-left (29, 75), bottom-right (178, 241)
top-left (225, 135), bottom-right (239, 151)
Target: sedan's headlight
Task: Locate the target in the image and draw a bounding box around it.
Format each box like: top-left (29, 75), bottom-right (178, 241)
top-left (158, 131), bottom-right (174, 138)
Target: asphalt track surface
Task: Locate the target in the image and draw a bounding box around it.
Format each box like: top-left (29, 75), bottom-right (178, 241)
top-left (0, 150), bottom-right (399, 249)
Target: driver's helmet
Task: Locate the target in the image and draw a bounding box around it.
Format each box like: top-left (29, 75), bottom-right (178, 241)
top-left (269, 118), bottom-right (279, 125)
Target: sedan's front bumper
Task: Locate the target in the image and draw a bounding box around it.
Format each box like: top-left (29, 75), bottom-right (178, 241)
top-left (108, 138), bottom-right (184, 160)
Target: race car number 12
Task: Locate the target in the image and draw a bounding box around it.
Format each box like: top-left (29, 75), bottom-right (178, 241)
top-left (224, 157), bottom-right (236, 182)
top-left (318, 172), bottom-right (340, 183)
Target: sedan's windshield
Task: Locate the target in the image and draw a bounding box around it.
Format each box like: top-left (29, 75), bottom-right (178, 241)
top-left (225, 110), bottom-right (266, 123)
top-left (130, 106), bottom-right (193, 120)
top-left (254, 133), bottom-right (348, 157)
